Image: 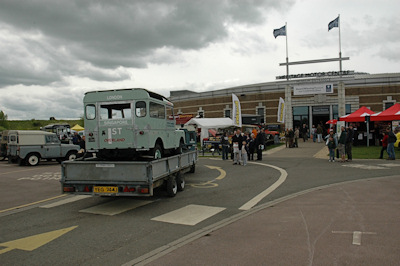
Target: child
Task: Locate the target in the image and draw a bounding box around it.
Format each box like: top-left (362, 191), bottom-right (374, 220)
top-left (232, 141), bottom-right (240, 165)
top-left (241, 140), bottom-right (248, 166)
top-left (327, 136), bottom-right (336, 162)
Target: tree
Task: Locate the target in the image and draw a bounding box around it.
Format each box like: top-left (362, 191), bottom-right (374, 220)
top-left (0, 110), bottom-right (9, 129)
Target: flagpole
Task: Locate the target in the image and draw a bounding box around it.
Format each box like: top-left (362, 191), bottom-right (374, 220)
top-left (285, 22), bottom-right (289, 80)
top-left (338, 14), bottom-right (342, 72)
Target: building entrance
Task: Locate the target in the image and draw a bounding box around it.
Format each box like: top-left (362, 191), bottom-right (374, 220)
top-left (312, 106), bottom-right (330, 128)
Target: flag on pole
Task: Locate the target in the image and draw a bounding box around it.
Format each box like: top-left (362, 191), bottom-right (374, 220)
top-left (328, 16), bottom-right (339, 31)
top-left (277, 97), bottom-right (285, 123)
top-left (232, 94), bottom-right (242, 127)
top-left (273, 25), bottom-right (286, 38)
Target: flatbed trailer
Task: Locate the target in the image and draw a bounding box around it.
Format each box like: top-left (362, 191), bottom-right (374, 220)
top-left (60, 150), bottom-right (198, 197)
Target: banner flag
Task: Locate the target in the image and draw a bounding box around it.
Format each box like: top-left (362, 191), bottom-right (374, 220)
top-left (277, 97), bottom-right (285, 123)
top-left (232, 94), bottom-right (242, 127)
top-left (273, 25), bottom-right (286, 38)
top-left (328, 16), bottom-right (339, 31)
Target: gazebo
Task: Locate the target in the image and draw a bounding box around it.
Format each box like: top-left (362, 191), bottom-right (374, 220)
top-left (371, 103), bottom-right (400, 121)
top-left (339, 106), bottom-right (375, 122)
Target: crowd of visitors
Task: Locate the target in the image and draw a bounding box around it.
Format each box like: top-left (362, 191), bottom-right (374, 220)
top-left (220, 127), bottom-right (266, 165)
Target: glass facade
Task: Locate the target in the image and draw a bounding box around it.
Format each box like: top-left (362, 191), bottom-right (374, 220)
top-left (293, 106), bottom-right (309, 129)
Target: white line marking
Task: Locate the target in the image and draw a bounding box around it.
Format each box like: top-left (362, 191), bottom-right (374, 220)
top-left (353, 231), bottom-right (362, 245)
top-left (342, 164), bottom-right (387, 170)
top-left (151, 204), bottom-right (226, 226)
top-left (80, 199), bottom-right (153, 216)
top-left (40, 195), bottom-right (92, 208)
top-left (378, 163), bottom-right (400, 167)
top-left (239, 162), bottom-right (287, 210)
top-left (332, 230), bottom-right (376, 246)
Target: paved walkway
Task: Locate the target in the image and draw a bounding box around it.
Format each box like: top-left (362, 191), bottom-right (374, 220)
top-left (130, 141), bottom-right (400, 266)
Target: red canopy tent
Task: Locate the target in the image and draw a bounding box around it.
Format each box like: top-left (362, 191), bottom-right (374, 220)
top-left (339, 106), bottom-right (375, 122)
top-left (370, 103), bottom-right (400, 121)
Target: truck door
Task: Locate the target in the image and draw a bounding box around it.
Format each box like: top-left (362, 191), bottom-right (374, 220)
top-left (97, 102), bottom-right (134, 149)
top-left (44, 134), bottom-right (62, 158)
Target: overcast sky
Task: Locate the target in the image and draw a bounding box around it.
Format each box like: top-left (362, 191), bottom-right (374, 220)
top-left (1, 0), bottom-right (399, 120)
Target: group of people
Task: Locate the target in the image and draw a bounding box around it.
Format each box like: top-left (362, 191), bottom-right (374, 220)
top-left (285, 127), bottom-right (300, 148)
top-left (220, 128), bottom-right (265, 166)
top-left (379, 127), bottom-right (397, 160)
top-left (324, 125), bottom-right (354, 162)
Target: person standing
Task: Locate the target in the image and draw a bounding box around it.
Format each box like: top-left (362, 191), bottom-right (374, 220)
top-left (232, 129), bottom-right (243, 164)
top-left (316, 124), bottom-right (323, 143)
top-left (241, 140), bottom-right (248, 166)
top-left (379, 132), bottom-right (388, 159)
top-left (248, 133), bottom-right (256, 161)
top-left (255, 128), bottom-right (265, 160)
top-left (311, 125), bottom-right (317, 142)
top-left (346, 125), bottom-right (354, 162)
top-left (387, 127), bottom-right (396, 160)
top-left (327, 136), bottom-right (337, 162)
top-left (221, 132), bottom-right (229, 160)
top-left (338, 126), bottom-right (347, 162)
top-left (301, 124), bottom-right (308, 142)
top-left (294, 127), bottom-right (300, 148)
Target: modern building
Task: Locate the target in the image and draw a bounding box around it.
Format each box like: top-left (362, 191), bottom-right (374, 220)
top-left (170, 73), bottom-right (400, 131)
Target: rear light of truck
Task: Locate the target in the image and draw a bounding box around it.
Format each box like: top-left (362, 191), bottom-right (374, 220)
top-left (123, 186), bottom-right (135, 193)
top-left (139, 188), bottom-right (149, 194)
top-left (63, 186), bottom-right (75, 192)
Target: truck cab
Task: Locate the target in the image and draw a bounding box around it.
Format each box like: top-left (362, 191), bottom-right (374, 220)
top-left (84, 88), bottom-right (185, 160)
top-left (7, 130), bottom-right (80, 166)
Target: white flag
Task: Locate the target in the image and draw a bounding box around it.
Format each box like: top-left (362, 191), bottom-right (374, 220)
top-left (232, 94), bottom-right (242, 127)
top-left (277, 97), bottom-right (285, 123)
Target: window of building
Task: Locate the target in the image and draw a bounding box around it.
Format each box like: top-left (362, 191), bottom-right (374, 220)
top-left (385, 102), bottom-right (394, 110)
top-left (332, 104), bottom-right (352, 119)
top-left (257, 107), bottom-right (265, 124)
top-left (293, 106), bottom-right (309, 128)
top-left (224, 109), bottom-right (231, 118)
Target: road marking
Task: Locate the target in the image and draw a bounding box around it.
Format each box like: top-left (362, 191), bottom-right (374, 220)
top-left (0, 194), bottom-right (67, 213)
top-left (0, 226), bottom-right (77, 255)
top-left (0, 166), bottom-right (55, 176)
top-left (378, 163), bottom-right (400, 167)
top-left (189, 165), bottom-right (226, 188)
top-left (239, 162), bottom-right (287, 211)
top-left (79, 198), bottom-right (153, 216)
top-left (342, 164), bottom-right (387, 170)
top-left (18, 172), bottom-right (61, 181)
top-left (151, 204), bottom-right (226, 226)
top-left (40, 195), bottom-right (92, 208)
top-left (332, 231), bottom-right (377, 245)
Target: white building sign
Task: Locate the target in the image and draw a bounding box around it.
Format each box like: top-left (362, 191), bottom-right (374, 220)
top-left (293, 83), bottom-right (334, 96)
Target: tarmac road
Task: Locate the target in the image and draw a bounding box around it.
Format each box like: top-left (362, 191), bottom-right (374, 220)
top-left (1, 142), bottom-right (399, 265)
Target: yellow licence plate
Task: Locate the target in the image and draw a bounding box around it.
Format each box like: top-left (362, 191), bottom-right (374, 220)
top-left (93, 186), bottom-right (118, 193)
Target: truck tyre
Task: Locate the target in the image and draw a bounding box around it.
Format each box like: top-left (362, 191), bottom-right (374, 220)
top-left (189, 164), bottom-right (195, 173)
top-left (166, 175), bottom-right (177, 197)
top-left (152, 144), bottom-right (163, 159)
top-left (176, 172), bottom-right (185, 191)
top-left (65, 151), bottom-right (77, 161)
top-left (26, 153), bottom-right (40, 166)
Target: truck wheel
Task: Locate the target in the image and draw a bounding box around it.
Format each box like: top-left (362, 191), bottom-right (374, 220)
top-left (26, 153), bottom-right (40, 166)
top-left (152, 144), bottom-right (163, 159)
top-left (189, 164), bottom-right (195, 173)
top-left (166, 175), bottom-right (177, 197)
top-left (176, 172), bottom-right (185, 191)
top-left (66, 151), bottom-right (77, 161)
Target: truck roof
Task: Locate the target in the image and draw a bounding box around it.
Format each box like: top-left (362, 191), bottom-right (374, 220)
top-left (8, 130), bottom-right (56, 136)
top-left (84, 88), bottom-right (172, 106)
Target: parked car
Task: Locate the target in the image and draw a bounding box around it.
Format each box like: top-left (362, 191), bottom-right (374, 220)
top-left (7, 130), bottom-right (80, 166)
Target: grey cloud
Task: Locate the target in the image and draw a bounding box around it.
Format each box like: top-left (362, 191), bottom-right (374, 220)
top-left (0, 0), bottom-right (294, 87)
